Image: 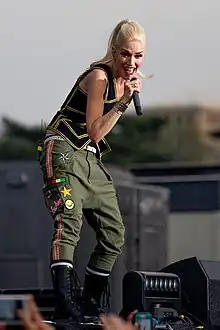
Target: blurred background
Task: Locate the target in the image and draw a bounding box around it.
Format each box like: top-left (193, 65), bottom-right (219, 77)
top-left (0, 0), bottom-right (220, 315)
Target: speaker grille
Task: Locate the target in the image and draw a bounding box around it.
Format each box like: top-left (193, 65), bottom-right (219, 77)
top-left (209, 280), bottom-right (220, 326)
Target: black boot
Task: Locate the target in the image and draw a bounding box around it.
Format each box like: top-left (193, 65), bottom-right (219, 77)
top-left (81, 269), bottom-right (110, 324)
top-left (51, 263), bottom-right (83, 322)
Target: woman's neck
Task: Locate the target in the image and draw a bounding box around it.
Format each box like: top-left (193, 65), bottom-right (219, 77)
top-left (109, 62), bottom-right (125, 85)
top-left (107, 63), bottom-right (124, 99)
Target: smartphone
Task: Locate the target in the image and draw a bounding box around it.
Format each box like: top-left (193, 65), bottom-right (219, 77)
top-left (135, 312), bottom-right (153, 330)
top-left (0, 295), bottom-right (29, 322)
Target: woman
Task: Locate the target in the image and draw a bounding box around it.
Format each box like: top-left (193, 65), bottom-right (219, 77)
top-left (39, 19), bottom-right (146, 324)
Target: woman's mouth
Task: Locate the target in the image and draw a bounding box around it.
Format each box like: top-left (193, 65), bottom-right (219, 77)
top-left (123, 66), bottom-right (136, 76)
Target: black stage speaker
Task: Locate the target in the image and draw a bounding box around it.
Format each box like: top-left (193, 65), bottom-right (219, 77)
top-left (161, 257), bottom-right (220, 329)
top-left (121, 271), bottom-right (181, 318)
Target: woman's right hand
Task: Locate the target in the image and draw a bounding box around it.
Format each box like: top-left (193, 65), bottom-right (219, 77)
top-left (121, 77), bottom-right (141, 104)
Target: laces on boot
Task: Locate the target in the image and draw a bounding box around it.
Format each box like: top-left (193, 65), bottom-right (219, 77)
top-left (66, 267), bottom-right (81, 313)
top-left (97, 281), bottom-right (111, 314)
top-left (72, 268), bottom-right (82, 298)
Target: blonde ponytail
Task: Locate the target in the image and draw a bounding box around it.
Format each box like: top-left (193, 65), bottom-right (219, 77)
top-left (90, 19), bottom-right (129, 67)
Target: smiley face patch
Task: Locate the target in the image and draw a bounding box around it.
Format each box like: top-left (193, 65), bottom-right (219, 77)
top-left (65, 199), bottom-right (75, 210)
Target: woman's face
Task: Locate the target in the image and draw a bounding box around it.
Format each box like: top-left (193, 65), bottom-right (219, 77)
top-left (113, 39), bottom-right (145, 79)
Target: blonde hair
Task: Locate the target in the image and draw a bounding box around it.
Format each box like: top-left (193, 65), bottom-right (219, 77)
top-left (90, 19), bottom-right (153, 79)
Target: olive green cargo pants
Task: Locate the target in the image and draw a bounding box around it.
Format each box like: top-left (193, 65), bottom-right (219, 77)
top-left (39, 139), bottom-right (125, 272)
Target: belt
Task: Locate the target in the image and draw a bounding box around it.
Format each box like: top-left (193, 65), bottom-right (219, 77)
top-left (85, 145), bottom-right (97, 154)
top-left (44, 135), bottom-right (97, 154)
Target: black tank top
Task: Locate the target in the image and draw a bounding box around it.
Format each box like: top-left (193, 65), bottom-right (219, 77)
top-left (47, 64), bottom-right (119, 159)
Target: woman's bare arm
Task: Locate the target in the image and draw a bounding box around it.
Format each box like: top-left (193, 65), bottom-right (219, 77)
top-left (86, 69), bottom-right (123, 143)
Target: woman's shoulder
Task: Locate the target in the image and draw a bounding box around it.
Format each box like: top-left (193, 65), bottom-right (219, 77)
top-left (78, 65), bottom-right (109, 94)
top-left (87, 64), bottom-right (111, 81)
top-left (81, 65), bottom-right (109, 87)
top-left (87, 67), bottom-right (108, 82)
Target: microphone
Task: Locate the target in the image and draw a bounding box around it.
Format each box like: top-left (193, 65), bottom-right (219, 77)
top-left (133, 91), bottom-right (142, 116)
top-left (130, 77), bottom-right (142, 116)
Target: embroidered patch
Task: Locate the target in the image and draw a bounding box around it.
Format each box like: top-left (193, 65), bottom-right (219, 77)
top-left (65, 199), bottom-right (75, 210)
top-left (44, 189), bottom-right (64, 217)
top-left (59, 152), bottom-right (70, 161)
top-left (50, 177), bottom-right (67, 184)
top-left (60, 186), bottom-right (71, 197)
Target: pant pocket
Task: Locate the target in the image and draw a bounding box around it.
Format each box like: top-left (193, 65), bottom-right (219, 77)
top-left (43, 185), bottom-right (65, 219)
top-left (96, 160), bottom-right (113, 182)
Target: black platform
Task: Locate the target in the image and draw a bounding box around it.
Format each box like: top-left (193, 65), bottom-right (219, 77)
top-left (43, 320), bottom-right (103, 330)
top-left (0, 288), bottom-right (104, 330)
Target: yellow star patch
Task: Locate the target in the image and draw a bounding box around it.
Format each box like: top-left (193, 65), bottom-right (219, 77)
top-left (60, 186), bottom-right (71, 197)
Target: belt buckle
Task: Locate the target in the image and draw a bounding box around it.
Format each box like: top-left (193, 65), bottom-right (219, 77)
top-left (86, 145), bottom-right (96, 154)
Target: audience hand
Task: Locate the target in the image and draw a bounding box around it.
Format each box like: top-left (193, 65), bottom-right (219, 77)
top-left (0, 323), bottom-right (5, 330)
top-left (18, 295), bottom-right (52, 330)
top-left (126, 310), bottom-right (138, 322)
top-left (101, 314), bottom-right (138, 330)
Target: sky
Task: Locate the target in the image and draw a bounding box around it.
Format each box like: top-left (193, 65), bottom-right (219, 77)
top-left (0, 0), bottom-right (220, 125)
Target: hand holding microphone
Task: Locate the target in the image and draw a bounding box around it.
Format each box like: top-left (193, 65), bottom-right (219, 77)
top-left (121, 77), bottom-right (142, 116)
